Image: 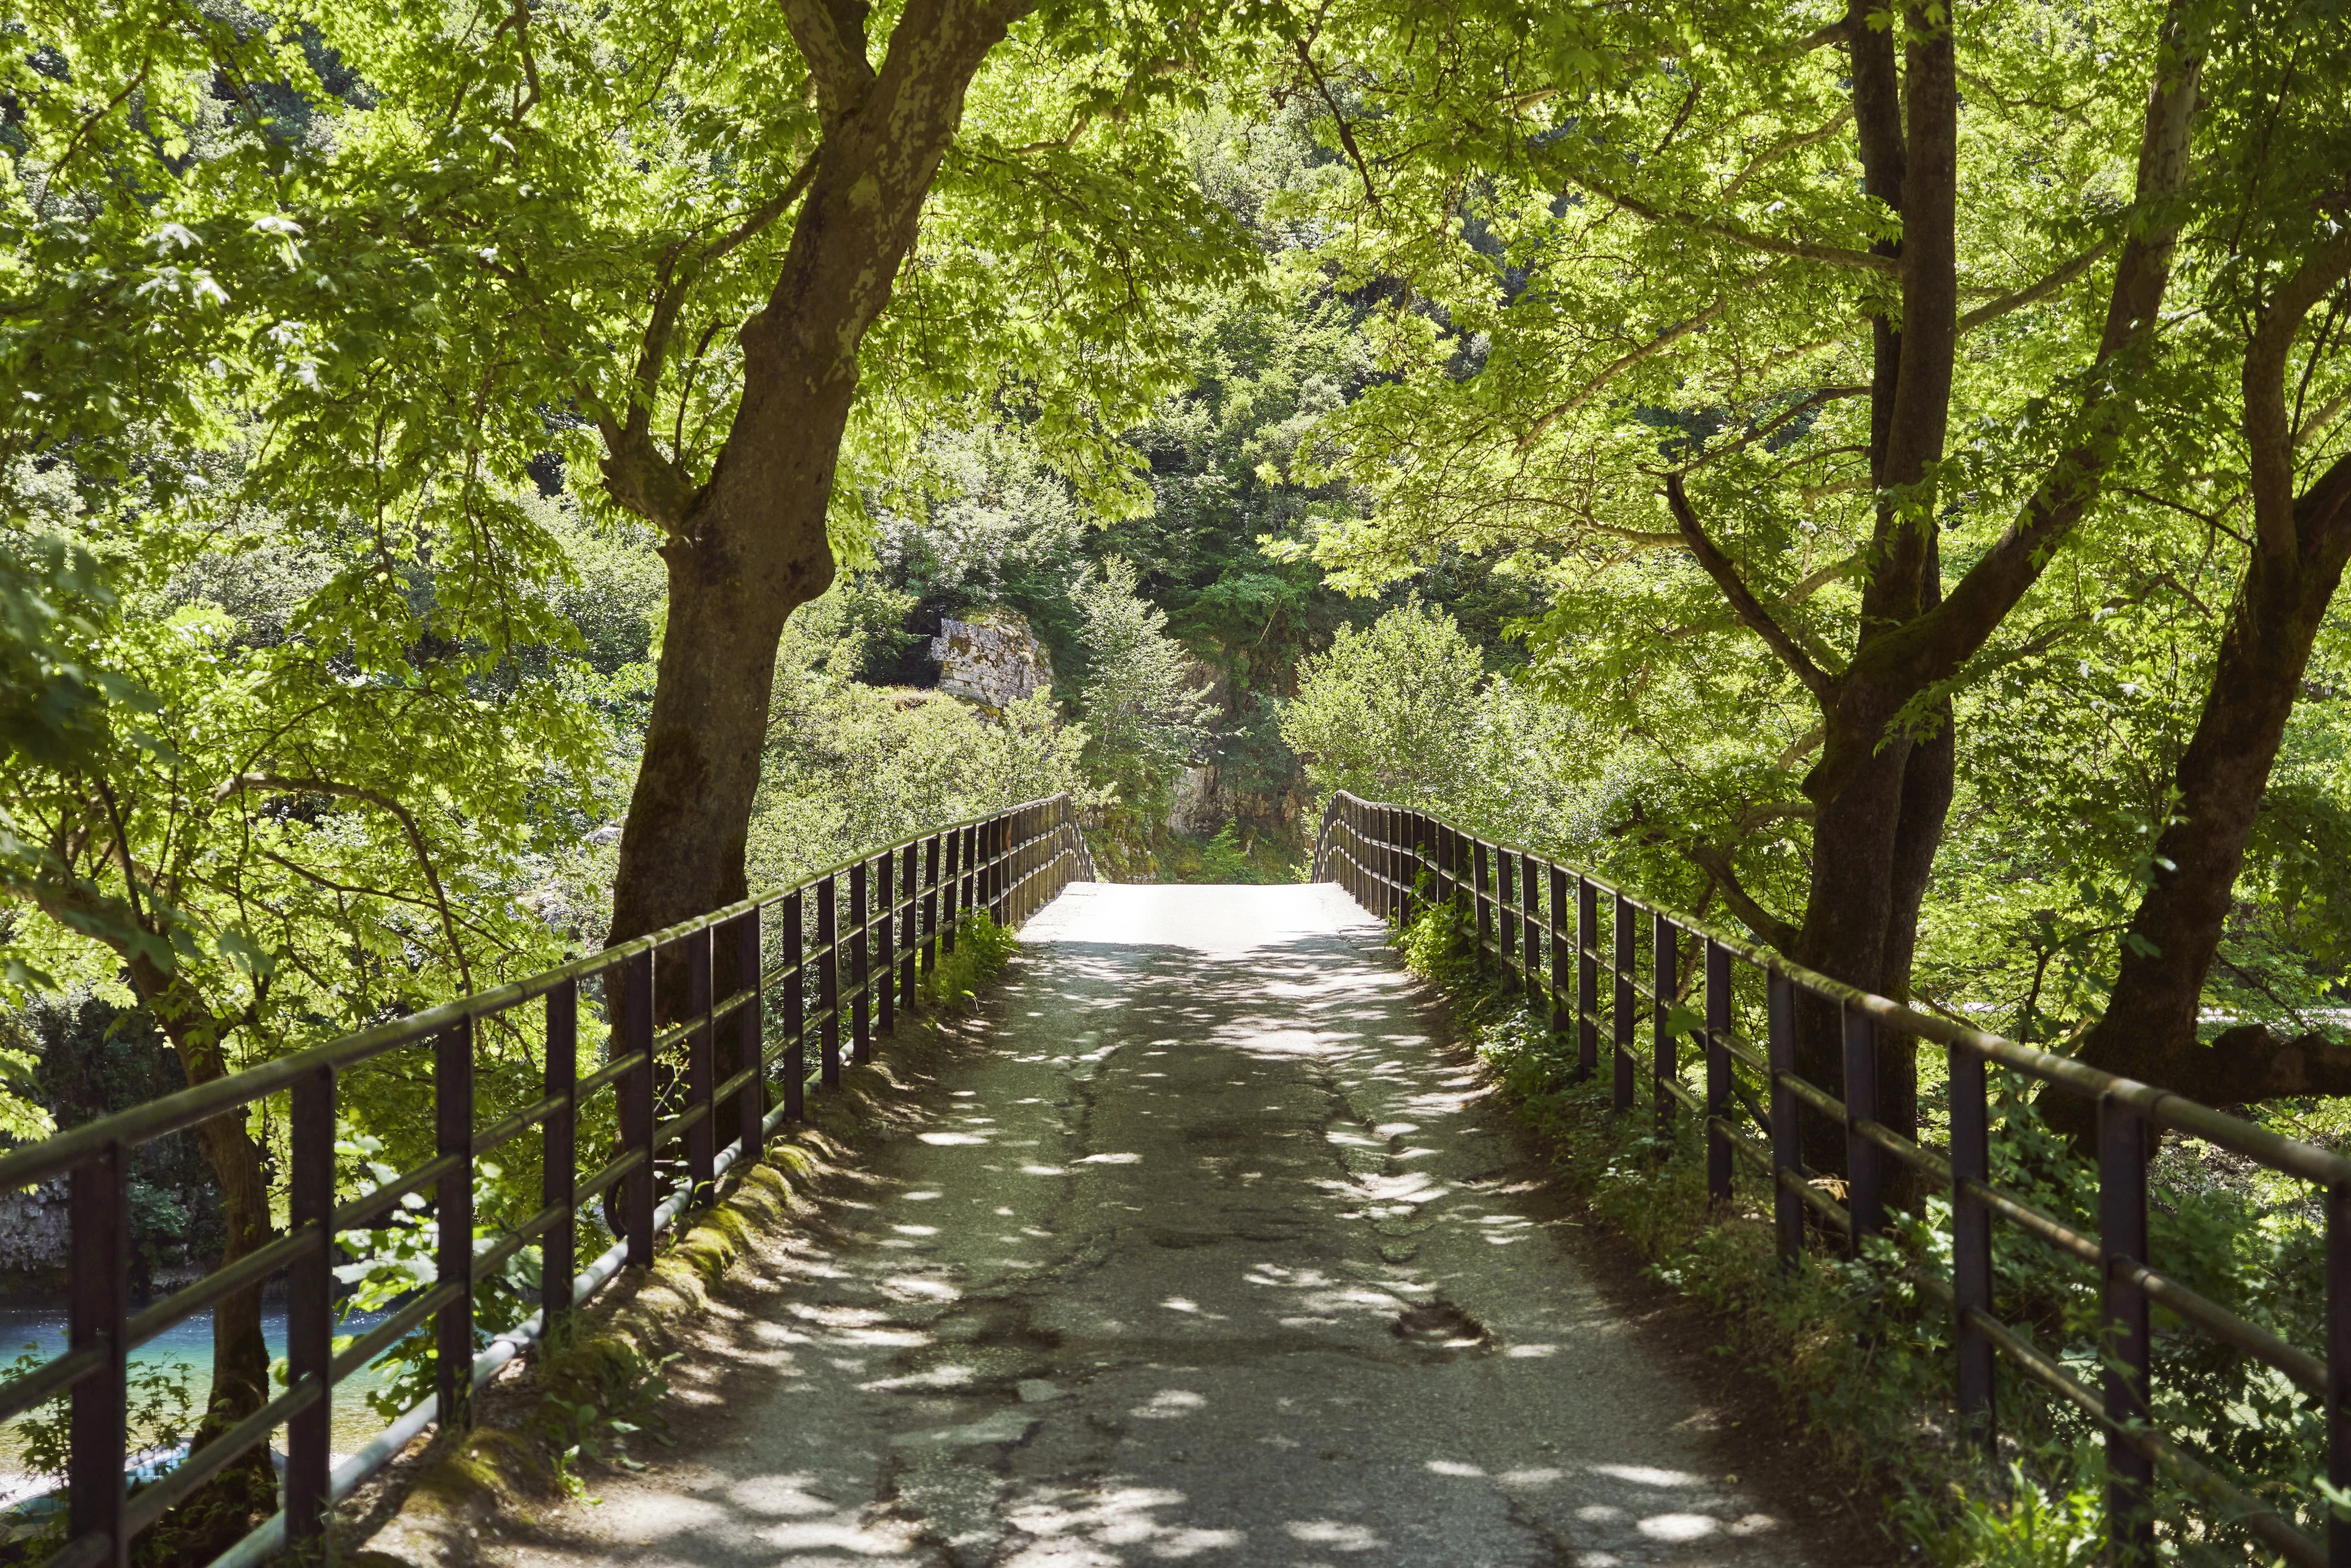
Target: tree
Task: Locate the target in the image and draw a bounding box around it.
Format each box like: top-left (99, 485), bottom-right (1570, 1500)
top-left (0, 1), bottom-right (608, 1539)
top-left (584, 3), bottom-right (1269, 947)
top-left (1280, 0), bottom-right (2214, 1168)
top-left (1072, 558), bottom-right (1213, 809)
top-left (1281, 601), bottom-right (1486, 808)
top-left (2055, 0), bottom-right (2351, 1120)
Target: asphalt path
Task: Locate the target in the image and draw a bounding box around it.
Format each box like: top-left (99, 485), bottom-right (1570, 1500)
top-left (492, 883), bottom-right (1823, 1568)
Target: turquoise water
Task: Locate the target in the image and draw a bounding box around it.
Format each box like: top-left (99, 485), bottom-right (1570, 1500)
top-left (0, 1304), bottom-right (403, 1467)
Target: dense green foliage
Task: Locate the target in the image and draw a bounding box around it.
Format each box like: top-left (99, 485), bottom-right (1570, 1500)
top-left (2, 0), bottom-right (2348, 1553)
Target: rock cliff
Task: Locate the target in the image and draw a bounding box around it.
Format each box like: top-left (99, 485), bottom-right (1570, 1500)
top-left (929, 610), bottom-right (1054, 713)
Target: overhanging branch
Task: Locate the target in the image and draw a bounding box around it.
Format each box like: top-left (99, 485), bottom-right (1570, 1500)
top-left (214, 774), bottom-right (474, 993)
top-left (1665, 475), bottom-right (1837, 700)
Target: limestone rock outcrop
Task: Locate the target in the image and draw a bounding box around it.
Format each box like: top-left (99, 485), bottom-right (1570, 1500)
top-left (930, 610), bottom-right (1054, 713)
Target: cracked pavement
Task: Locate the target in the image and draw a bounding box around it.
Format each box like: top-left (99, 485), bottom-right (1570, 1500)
top-left (492, 883), bottom-right (1824, 1568)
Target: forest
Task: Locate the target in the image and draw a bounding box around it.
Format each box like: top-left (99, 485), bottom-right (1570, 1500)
top-left (1, 0), bottom-right (2348, 1557)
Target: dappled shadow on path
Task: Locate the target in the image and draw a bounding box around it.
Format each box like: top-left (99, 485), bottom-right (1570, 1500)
top-left (486, 884), bottom-right (1815, 1568)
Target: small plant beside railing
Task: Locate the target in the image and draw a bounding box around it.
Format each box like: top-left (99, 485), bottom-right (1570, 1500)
top-left (916, 912), bottom-right (1019, 1015)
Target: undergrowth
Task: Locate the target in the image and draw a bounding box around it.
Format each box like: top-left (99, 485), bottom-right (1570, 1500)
top-left (1393, 890), bottom-right (2322, 1566)
top-left (917, 910), bottom-right (1019, 1013)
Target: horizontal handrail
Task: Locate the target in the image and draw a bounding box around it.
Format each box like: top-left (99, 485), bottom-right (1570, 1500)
top-left (0, 792), bottom-right (1095, 1568)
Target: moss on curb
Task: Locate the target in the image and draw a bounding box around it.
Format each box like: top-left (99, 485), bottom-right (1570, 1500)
top-left (339, 1016), bottom-right (967, 1568)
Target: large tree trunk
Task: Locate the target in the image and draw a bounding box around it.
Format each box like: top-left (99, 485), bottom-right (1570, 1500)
top-left (128, 961), bottom-right (280, 1562)
top-left (1755, 10), bottom-right (2200, 1182)
top-left (1784, 0), bottom-right (1957, 1175)
top-left (607, 0), bottom-right (1026, 945)
top-left (2049, 313), bottom-right (2351, 1139)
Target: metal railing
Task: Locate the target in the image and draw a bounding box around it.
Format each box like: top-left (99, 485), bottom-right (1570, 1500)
top-left (0, 793), bottom-right (1094, 1568)
top-left (1314, 790), bottom-right (2349, 1567)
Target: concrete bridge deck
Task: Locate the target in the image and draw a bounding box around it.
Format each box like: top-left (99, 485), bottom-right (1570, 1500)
top-left (493, 883), bottom-right (1835, 1568)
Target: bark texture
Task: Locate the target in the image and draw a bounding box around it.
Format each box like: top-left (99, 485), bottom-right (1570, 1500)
top-left (1723, 4), bottom-right (2200, 1177)
top-left (2049, 228), bottom-right (2351, 1136)
top-left (607, 0), bottom-right (1029, 945)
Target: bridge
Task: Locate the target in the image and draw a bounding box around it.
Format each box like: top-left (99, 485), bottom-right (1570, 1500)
top-left (0, 795), bottom-right (2341, 1567)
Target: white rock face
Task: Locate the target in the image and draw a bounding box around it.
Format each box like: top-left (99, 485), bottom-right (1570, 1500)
top-left (1169, 763), bottom-right (1221, 836)
top-left (930, 610), bottom-right (1054, 713)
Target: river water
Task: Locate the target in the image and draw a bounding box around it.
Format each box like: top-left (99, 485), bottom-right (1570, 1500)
top-left (0, 1304), bottom-right (402, 1506)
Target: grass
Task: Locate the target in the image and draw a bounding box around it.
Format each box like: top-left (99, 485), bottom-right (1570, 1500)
top-left (916, 909), bottom-right (1019, 1013)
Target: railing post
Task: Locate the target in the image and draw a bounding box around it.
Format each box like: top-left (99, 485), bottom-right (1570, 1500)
top-left (1768, 971), bottom-right (1802, 1266)
top-left (1843, 1004), bottom-right (1882, 1249)
top-left (782, 891), bottom-right (806, 1121)
top-left (992, 817), bottom-right (1010, 924)
top-left (1382, 808), bottom-right (1398, 918)
top-left (1576, 877), bottom-right (1597, 1081)
top-left (436, 1015), bottom-right (476, 1436)
top-left (942, 828), bottom-right (961, 955)
top-left (2328, 1178), bottom-right (2350, 1568)
top-left (1373, 808), bottom-right (1392, 921)
top-left (1704, 940), bottom-right (1731, 1204)
top-left (900, 843), bottom-right (920, 1008)
top-left (1950, 1038), bottom-right (1993, 1453)
top-left (923, 834), bottom-right (942, 971)
top-left (620, 949), bottom-right (654, 1266)
top-left (819, 874), bottom-right (841, 1087)
top-left (288, 1065), bottom-right (334, 1550)
top-left (686, 925), bottom-right (714, 1200)
top-left (1613, 892), bottom-right (1635, 1114)
top-left (1026, 808), bottom-right (1037, 914)
top-left (737, 909), bottom-right (765, 1163)
top-left (1473, 841), bottom-right (1492, 970)
top-left (1354, 801), bottom-right (1367, 907)
top-left (877, 851), bottom-right (896, 1037)
top-left (1521, 852), bottom-right (1540, 989)
top-left (544, 978), bottom-right (578, 1349)
top-left (961, 824), bottom-right (978, 926)
top-left (2101, 1092), bottom-right (2153, 1562)
top-left (1343, 798), bottom-right (1357, 905)
top-left (1550, 865), bottom-right (1572, 1045)
top-left (1652, 910), bottom-right (1676, 1139)
top-left (1497, 850), bottom-right (1517, 989)
top-left (68, 1141), bottom-right (127, 1568)
top-left (851, 858), bottom-right (872, 1065)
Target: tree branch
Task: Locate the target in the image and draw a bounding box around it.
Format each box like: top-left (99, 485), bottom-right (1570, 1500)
top-left (1721, 108), bottom-right (1853, 200)
top-left (213, 774), bottom-right (474, 993)
top-left (700, 151), bottom-right (820, 266)
top-left (2244, 230), bottom-right (2351, 554)
top-left (1672, 384), bottom-right (1871, 476)
top-left (778, 0), bottom-right (878, 126)
top-left (1665, 474), bottom-right (1837, 699)
top-left (1517, 276), bottom-right (1779, 452)
top-left (1564, 173), bottom-right (1901, 274)
top-left (1297, 39), bottom-right (1379, 209)
top-left (1685, 841), bottom-right (1799, 951)
top-left (1957, 234), bottom-right (2119, 333)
